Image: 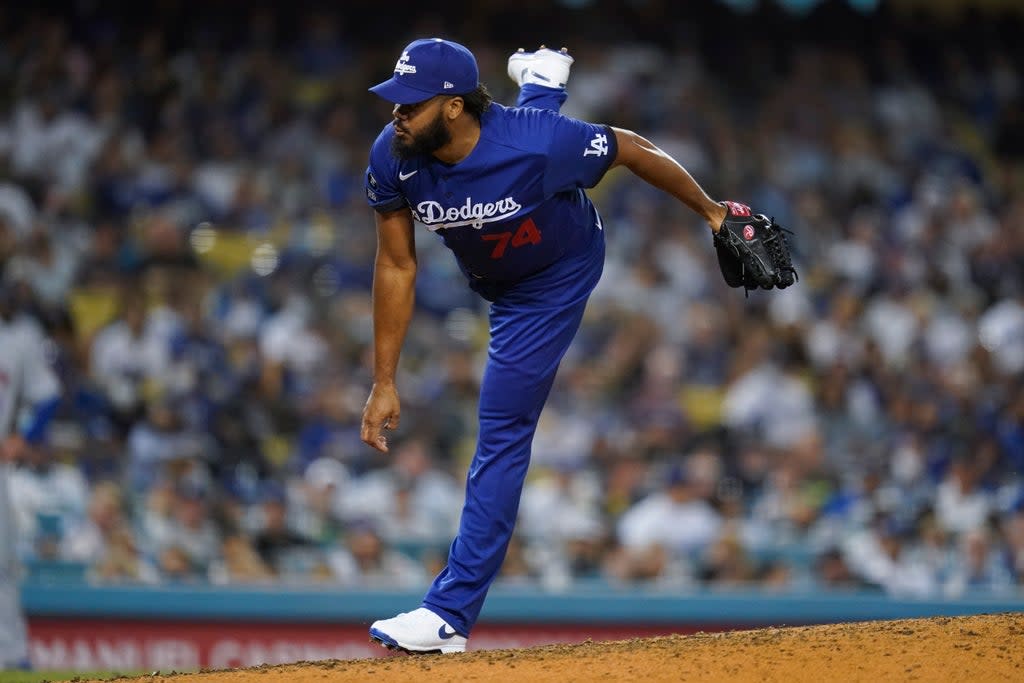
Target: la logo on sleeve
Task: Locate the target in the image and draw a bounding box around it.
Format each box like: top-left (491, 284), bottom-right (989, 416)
top-left (584, 133), bottom-right (608, 157)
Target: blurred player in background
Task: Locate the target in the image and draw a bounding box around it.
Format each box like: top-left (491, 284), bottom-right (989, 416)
top-left (0, 285), bottom-right (61, 669)
top-left (360, 38), bottom-right (740, 654)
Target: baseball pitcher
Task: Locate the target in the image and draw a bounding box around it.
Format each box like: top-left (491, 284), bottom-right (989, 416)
top-left (360, 38), bottom-right (795, 654)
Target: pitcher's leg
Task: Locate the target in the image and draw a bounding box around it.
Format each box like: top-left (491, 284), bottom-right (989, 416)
top-left (422, 296), bottom-right (589, 634)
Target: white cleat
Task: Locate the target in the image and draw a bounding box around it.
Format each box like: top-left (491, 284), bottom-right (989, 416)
top-left (507, 45), bottom-right (574, 88)
top-left (369, 607), bottom-right (468, 654)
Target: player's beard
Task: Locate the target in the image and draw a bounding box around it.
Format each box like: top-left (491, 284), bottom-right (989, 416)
top-left (390, 110), bottom-right (451, 160)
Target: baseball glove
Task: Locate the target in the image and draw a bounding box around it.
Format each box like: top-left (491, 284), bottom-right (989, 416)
top-left (713, 201), bottom-right (797, 292)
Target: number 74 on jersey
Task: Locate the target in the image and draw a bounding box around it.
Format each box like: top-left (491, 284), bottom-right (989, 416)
top-left (482, 218), bottom-right (542, 259)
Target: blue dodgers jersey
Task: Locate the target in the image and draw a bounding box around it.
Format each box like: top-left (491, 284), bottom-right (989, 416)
top-left (365, 104), bottom-right (617, 284)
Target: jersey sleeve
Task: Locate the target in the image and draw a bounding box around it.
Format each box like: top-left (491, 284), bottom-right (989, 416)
top-left (542, 116), bottom-right (618, 196)
top-left (365, 127), bottom-right (407, 213)
top-left (515, 84), bottom-right (568, 112)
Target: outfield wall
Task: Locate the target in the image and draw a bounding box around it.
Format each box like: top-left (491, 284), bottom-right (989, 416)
top-left (22, 582), bottom-right (1024, 669)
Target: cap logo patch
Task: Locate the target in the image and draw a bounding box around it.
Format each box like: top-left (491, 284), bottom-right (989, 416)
top-left (443, 81), bottom-right (454, 89)
top-left (394, 51), bottom-right (417, 75)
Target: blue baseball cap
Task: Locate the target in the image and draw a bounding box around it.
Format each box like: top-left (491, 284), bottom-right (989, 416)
top-left (370, 38), bottom-right (479, 105)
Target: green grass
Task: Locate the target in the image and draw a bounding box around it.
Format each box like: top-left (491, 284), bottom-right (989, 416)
top-left (0, 671), bottom-right (139, 683)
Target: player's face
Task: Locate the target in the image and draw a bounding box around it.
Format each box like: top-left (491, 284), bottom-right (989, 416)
top-left (390, 96), bottom-right (452, 160)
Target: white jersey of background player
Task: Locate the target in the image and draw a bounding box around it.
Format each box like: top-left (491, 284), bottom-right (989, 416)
top-left (0, 298), bottom-right (61, 669)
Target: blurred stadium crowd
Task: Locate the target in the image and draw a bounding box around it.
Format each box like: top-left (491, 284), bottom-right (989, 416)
top-left (2, 1), bottom-right (1024, 599)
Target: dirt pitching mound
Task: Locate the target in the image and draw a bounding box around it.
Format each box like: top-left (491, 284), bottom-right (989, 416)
top-left (81, 612), bottom-right (1023, 683)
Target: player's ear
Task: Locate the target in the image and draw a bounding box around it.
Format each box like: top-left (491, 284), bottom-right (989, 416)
top-left (443, 96), bottom-right (464, 120)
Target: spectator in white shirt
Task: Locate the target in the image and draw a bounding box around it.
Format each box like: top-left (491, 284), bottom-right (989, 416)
top-left (842, 515), bottom-right (938, 598)
top-left (89, 291), bottom-right (169, 418)
top-left (8, 443), bottom-right (89, 560)
top-left (935, 454), bottom-right (992, 536)
top-left (614, 458), bottom-right (723, 572)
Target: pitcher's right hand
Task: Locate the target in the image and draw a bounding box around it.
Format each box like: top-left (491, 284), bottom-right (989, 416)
top-left (361, 382), bottom-right (400, 453)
